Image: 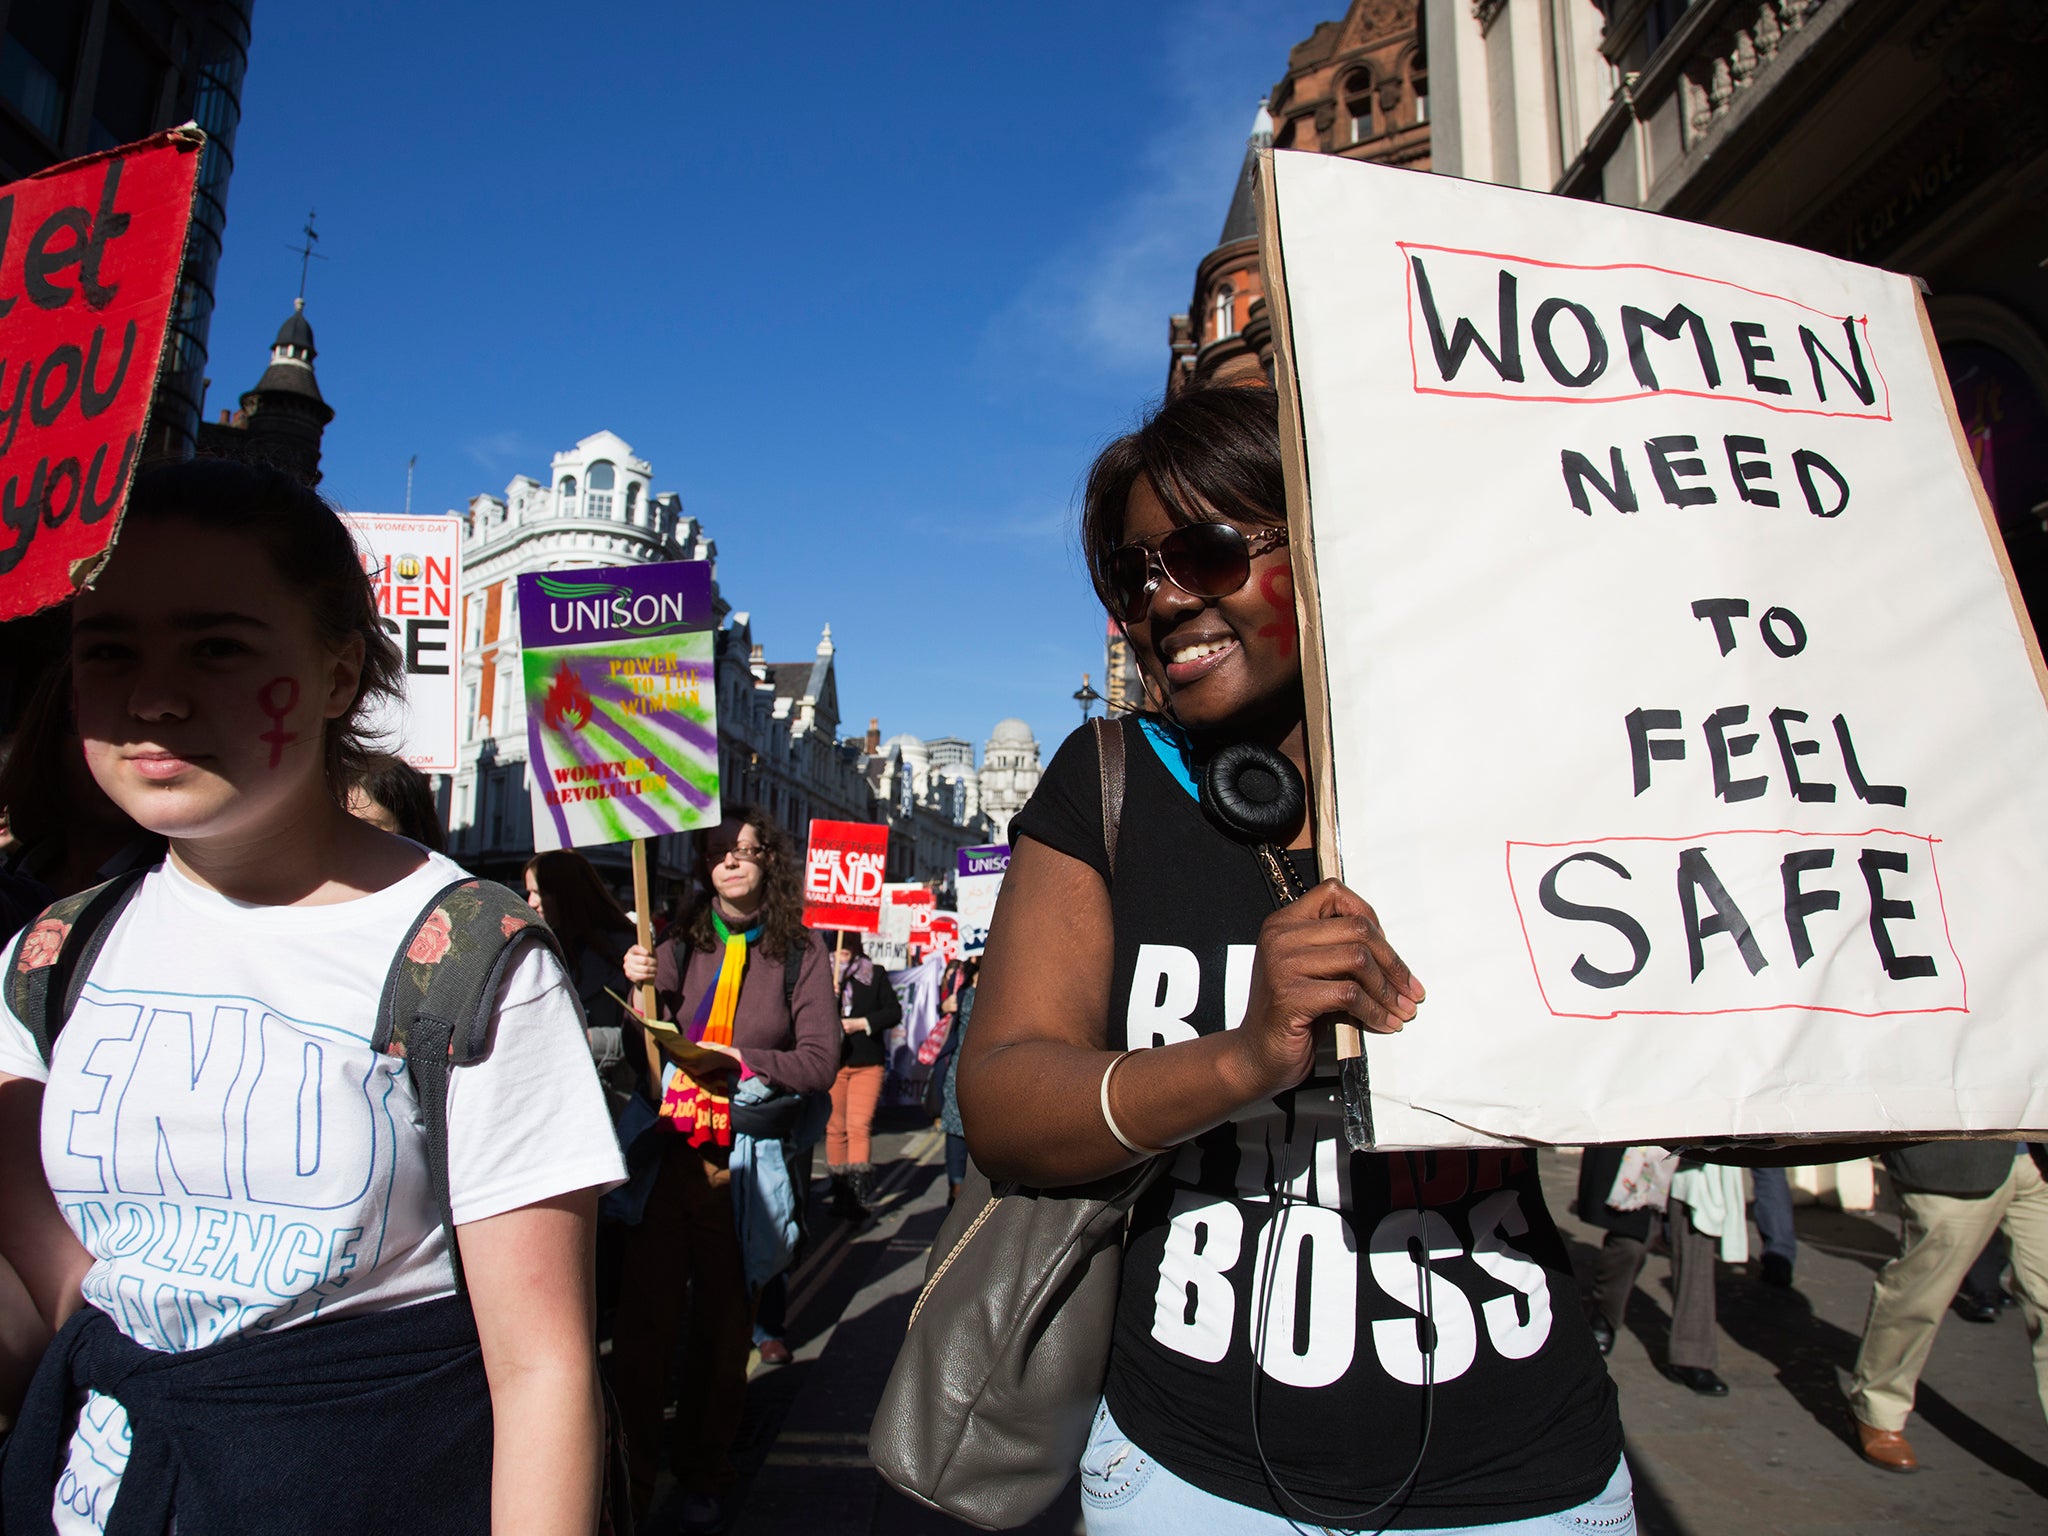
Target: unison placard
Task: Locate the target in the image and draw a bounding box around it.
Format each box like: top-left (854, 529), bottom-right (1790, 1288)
top-left (516, 561), bottom-right (720, 850)
top-left (1262, 150), bottom-right (2048, 1148)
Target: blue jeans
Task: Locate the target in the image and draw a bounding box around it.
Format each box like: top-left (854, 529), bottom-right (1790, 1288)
top-left (1752, 1166), bottom-right (1797, 1267)
top-left (1079, 1399), bottom-right (1634, 1534)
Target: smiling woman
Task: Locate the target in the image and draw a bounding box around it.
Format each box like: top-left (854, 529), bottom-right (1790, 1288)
top-left (955, 387), bottom-right (1634, 1535)
top-left (0, 461), bottom-right (625, 1535)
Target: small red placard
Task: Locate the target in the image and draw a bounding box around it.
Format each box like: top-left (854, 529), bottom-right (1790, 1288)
top-left (802, 819), bottom-right (890, 931)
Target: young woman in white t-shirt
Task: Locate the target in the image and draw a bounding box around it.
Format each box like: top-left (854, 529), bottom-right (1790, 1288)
top-left (0, 461), bottom-right (626, 1534)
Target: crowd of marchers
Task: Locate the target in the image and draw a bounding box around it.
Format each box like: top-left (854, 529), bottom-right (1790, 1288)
top-left (0, 396), bottom-right (2039, 1536)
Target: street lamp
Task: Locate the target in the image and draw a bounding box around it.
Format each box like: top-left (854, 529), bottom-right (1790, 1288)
top-left (1073, 672), bottom-right (1104, 725)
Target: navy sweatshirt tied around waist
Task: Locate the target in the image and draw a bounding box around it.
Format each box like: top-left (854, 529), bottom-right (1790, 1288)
top-left (1, 1294), bottom-right (492, 1535)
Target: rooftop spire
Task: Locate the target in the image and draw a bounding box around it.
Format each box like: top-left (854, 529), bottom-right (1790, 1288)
top-left (286, 209), bottom-right (325, 300)
top-left (1219, 100), bottom-right (1273, 246)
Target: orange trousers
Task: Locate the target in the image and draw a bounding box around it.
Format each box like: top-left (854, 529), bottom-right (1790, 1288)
top-left (825, 1064), bottom-right (883, 1166)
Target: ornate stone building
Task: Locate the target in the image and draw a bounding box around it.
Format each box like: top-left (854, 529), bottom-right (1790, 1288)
top-left (1167, 0), bottom-right (1433, 396)
top-left (719, 619), bottom-right (877, 838)
top-left (447, 431), bottom-right (1004, 899)
top-left (977, 718), bottom-right (1043, 844)
top-left (195, 297), bottom-right (334, 483)
top-left (1425, 0), bottom-right (2048, 643)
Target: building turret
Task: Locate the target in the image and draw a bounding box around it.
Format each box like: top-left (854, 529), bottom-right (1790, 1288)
top-left (195, 297), bottom-right (335, 484)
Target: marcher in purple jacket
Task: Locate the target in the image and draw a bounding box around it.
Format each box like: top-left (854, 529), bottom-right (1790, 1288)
top-left (616, 806), bottom-right (838, 1529)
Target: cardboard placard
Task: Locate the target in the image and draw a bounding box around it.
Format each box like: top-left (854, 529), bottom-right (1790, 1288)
top-left (516, 561), bottom-right (720, 850)
top-left (955, 843), bottom-right (1009, 957)
top-left (803, 819), bottom-right (889, 931)
top-left (342, 513), bottom-right (462, 772)
top-left (872, 883), bottom-right (933, 968)
top-left (1260, 149), bottom-right (2048, 1148)
top-left (0, 130), bottom-right (204, 618)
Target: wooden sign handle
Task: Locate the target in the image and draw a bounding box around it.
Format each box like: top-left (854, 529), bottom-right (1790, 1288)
top-left (631, 839), bottom-right (662, 1088)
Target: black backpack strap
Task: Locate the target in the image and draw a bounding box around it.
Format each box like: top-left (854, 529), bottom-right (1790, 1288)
top-left (3, 870), bottom-right (150, 1064)
top-left (373, 877), bottom-right (567, 1294)
top-left (783, 931), bottom-right (809, 1018)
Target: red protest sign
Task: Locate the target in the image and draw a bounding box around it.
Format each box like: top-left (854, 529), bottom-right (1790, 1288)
top-left (0, 130), bottom-right (204, 620)
top-left (802, 819), bottom-right (889, 931)
top-left (927, 915), bottom-right (960, 965)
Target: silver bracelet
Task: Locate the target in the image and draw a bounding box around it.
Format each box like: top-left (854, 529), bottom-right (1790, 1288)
top-left (1100, 1051), bottom-right (1170, 1157)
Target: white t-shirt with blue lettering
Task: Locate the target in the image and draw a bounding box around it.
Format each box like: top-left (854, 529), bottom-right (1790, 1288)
top-left (0, 852), bottom-right (627, 1534)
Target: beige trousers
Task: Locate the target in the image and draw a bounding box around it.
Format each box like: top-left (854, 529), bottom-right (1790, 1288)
top-left (1846, 1150), bottom-right (2048, 1432)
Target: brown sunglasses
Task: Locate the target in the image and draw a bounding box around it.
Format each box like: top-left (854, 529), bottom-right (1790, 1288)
top-left (1107, 522), bottom-right (1288, 623)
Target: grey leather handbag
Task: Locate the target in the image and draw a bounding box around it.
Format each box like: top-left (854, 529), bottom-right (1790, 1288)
top-left (868, 1155), bottom-right (1164, 1527)
top-left (869, 717), bottom-right (1164, 1530)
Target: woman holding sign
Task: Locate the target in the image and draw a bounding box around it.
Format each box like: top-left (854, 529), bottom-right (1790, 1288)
top-left (961, 388), bottom-right (1632, 1532)
top-left (618, 806), bottom-right (838, 1528)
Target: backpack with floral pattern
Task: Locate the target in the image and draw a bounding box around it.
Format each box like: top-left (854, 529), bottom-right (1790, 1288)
top-left (4, 871), bottom-right (561, 1294)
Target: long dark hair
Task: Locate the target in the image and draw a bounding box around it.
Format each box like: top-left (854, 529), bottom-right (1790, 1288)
top-left (353, 753), bottom-right (446, 852)
top-left (524, 848), bottom-right (633, 957)
top-left (683, 803), bottom-right (806, 957)
top-left (1079, 385), bottom-right (1286, 618)
top-left (119, 459), bottom-right (404, 800)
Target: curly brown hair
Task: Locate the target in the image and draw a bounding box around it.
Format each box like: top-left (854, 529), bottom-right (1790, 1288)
top-left (681, 803), bottom-right (809, 957)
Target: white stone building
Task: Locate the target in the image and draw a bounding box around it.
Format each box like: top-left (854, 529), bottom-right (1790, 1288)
top-left (978, 719), bottom-right (1043, 844)
top-left (444, 429), bottom-right (1010, 900)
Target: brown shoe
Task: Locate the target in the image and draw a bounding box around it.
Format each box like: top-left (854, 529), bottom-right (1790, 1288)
top-left (1855, 1420), bottom-right (1919, 1473)
top-left (756, 1337), bottom-right (793, 1366)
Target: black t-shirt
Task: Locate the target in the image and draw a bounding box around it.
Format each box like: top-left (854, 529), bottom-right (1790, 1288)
top-left (1008, 718), bottom-right (1623, 1529)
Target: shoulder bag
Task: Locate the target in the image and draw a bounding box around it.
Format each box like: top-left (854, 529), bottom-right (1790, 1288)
top-left (869, 716), bottom-right (1164, 1530)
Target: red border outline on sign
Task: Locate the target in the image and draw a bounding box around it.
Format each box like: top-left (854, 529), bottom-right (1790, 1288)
top-left (1504, 827), bottom-right (1964, 1020)
top-left (1398, 241), bottom-right (1894, 421)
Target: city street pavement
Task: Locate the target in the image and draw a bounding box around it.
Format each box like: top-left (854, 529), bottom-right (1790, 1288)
top-left (645, 1123), bottom-right (2048, 1536)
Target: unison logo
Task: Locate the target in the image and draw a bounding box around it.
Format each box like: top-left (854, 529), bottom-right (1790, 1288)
top-left (536, 573), bottom-right (695, 637)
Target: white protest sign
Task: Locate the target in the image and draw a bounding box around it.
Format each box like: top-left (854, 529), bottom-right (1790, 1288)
top-left (872, 883), bottom-right (932, 970)
top-left (955, 844), bottom-right (1009, 957)
top-left (1263, 150), bottom-right (2048, 1149)
top-left (341, 514), bottom-right (461, 772)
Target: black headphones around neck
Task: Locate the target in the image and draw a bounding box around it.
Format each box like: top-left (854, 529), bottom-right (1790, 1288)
top-left (1198, 741), bottom-right (1306, 844)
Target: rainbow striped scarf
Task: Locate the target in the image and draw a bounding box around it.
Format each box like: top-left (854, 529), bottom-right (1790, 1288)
top-left (657, 912), bottom-right (757, 1147)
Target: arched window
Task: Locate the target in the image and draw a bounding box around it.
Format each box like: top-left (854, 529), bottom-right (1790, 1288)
top-left (585, 460), bottom-right (616, 519)
top-left (557, 475), bottom-right (576, 514)
top-left (1344, 70), bottom-right (1374, 144)
top-left (1213, 284), bottom-right (1237, 341)
top-left (625, 481), bottom-right (641, 525)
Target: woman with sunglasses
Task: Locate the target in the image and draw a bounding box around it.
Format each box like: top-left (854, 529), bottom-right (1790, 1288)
top-left (959, 386), bottom-right (1631, 1533)
top-left (615, 808), bottom-right (837, 1530)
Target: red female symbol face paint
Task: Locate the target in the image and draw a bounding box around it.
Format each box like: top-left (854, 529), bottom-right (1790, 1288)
top-left (1256, 567), bottom-right (1297, 660)
top-left (258, 677), bottom-right (301, 767)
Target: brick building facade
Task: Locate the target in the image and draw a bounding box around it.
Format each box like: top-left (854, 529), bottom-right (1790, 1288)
top-left (1166, 0), bottom-right (1431, 397)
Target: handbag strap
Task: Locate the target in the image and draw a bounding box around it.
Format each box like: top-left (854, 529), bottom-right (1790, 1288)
top-left (1093, 716), bottom-right (1126, 879)
top-left (1248, 842), bottom-right (1306, 911)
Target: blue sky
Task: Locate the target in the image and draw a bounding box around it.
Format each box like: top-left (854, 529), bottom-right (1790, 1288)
top-left (203, 1), bottom-right (1334, 757)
